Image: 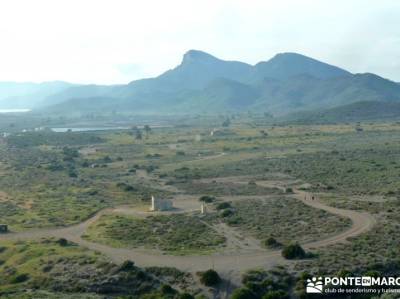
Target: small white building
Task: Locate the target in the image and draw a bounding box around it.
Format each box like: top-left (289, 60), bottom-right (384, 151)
top-left (210, 128), bottom-right (217, 136)
top-left (150, 196), bottom-right (173, 211)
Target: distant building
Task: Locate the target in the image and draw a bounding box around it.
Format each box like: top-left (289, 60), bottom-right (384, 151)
top-left (150, 196), bottom-right (173, 211)
top-left (210, 128), bottom-right (235, 137)
top-left (210, 128), bottom-right (217, 136)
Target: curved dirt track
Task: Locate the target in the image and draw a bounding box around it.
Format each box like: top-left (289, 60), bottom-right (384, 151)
top-left (294, 190), bottom-right (376, 250)
top-left (0, 187), bottom-right (375, 277)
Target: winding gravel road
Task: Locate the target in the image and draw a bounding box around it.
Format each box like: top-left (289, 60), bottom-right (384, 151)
top-left (0, 187), bottom-right (375, 277)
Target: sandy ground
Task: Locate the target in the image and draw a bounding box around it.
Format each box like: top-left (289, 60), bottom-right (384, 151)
top-left (0, 185), bottom-right (375, 287)
top-left (0, 159), bottom-right (376, 296)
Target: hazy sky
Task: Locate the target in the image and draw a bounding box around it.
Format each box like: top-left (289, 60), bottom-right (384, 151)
top-left (0, 0), bottom-right (399, 84)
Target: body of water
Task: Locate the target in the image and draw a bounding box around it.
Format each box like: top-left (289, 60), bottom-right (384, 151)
top-left (51, 126), bottom-right (131, 133)
top-left (51, 125), bottom-right (171, 133)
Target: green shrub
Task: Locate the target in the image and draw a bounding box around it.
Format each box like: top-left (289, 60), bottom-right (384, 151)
top-left (116, 182), bottom-right (137, 192)
top-left (199, 195), bottom-right (215, 203)
top-left (363, 270), bottom-right (381, 278)
top-left (56, 238), bottom-right (69, 246)
top-left (68, 170), bottom-right (78, 178)
top-left (11, 273), bottom-right (29, 284)
top-left (281, 243), bottom-right (306, 259)
top-left (262, 290), bottom-right (289, 299)
top-left (179, 293), bottom-right (195, 299)
top-left (216, 202), bottom-right (231, 210)
top-left (231, 288), bottom-right (256, 299)
top-left (264, 237), bottom-right (282, 248)
top-left (298, 271), bottom-right (312, 281)
top-left (336, 269), bottom-right (353, 278)
top-left (199, 269), bottom-right (221, 286)
top-left (118, 260), bottom-right (135, 272)
top-left (285, 188), bottom-right (293, 193)
top-left (161, 284), bottom-right (176, 295)
top-left (221, 209), bottom-right (234, 217)
top-left (102, 155), bottom-right (112, 163)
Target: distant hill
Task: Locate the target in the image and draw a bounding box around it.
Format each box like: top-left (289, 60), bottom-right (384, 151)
top-left (285, 101), bottom-right (400, 123)
top-left (150, 50), bottom-right (254, 90)
top-left (26, 50), bottom-right (400, 117)
top-left (0, 81), bottom-right (74, 109)
top-left (251, 72), bottom-right (400, 115)
top-left (253, 52), bottom-right (351, 81)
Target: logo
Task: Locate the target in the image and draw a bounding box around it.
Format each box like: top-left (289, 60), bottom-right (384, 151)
top-left (305, 276), bottom-right (400, 295)
top-left (361, 276), bottom-right (371, 286)
top-left (307, 277), bottom-right (324, 293)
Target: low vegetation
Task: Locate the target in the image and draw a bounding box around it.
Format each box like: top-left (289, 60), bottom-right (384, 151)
top-left (281, 243), bottom-right (308, 259)
top-left (0, 239), bottom-right (166, 298)
top-left (213, 197), bottom-right (350, 245)
top-left (176, 181), bottom-right (282, 196)
top-left (1, 115), bottom-right (400, 298)
top-left (84, 214), bottom-right (226, 255)
top-left (198, 269), bottom-right (221, 287)
top-left (232, 267), bottom-right (292, 299)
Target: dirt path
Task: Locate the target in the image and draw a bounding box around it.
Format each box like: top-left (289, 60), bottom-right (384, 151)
top-left (0, 163), bottom-right (376, 294)
top-left (294, 190), bottom-right (376, 250)
top-left (195, 152), bottom-right (226, 161)
top-left (0, 188), bottom-right (375, 276)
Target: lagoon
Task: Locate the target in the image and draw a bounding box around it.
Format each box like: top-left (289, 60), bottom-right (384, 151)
top-left (51, 126), bottom-right (131, 133)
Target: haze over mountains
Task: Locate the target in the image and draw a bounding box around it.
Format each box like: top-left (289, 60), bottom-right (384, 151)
top-left (1, 50), bottom-right (400, 120)
top-left (0, 81), bottom-right (73, 109)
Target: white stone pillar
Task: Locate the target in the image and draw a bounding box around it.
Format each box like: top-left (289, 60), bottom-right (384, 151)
top-left (151, 196), bottom-right (155, 211)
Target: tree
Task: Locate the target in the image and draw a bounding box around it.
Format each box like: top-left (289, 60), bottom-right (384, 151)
top-left (144, 125), bottom-right (151, 137)
top-left (135, 129), bottom-right (143, 140)
top-left (199, 269), bottom-right (221, 286)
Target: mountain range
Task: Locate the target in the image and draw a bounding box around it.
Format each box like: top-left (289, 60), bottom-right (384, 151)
top-left (0, 81), bottom-right (73, 109)
top-left (2, 50), bottom-right (400, 121)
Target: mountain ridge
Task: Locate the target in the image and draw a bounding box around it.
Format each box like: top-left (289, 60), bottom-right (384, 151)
top-left (254, 52), bottom-right (351, 80)
top-left (2, 50), bottom-right (400, 120)
top-left (285, 100), bottom-right (400, 123)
